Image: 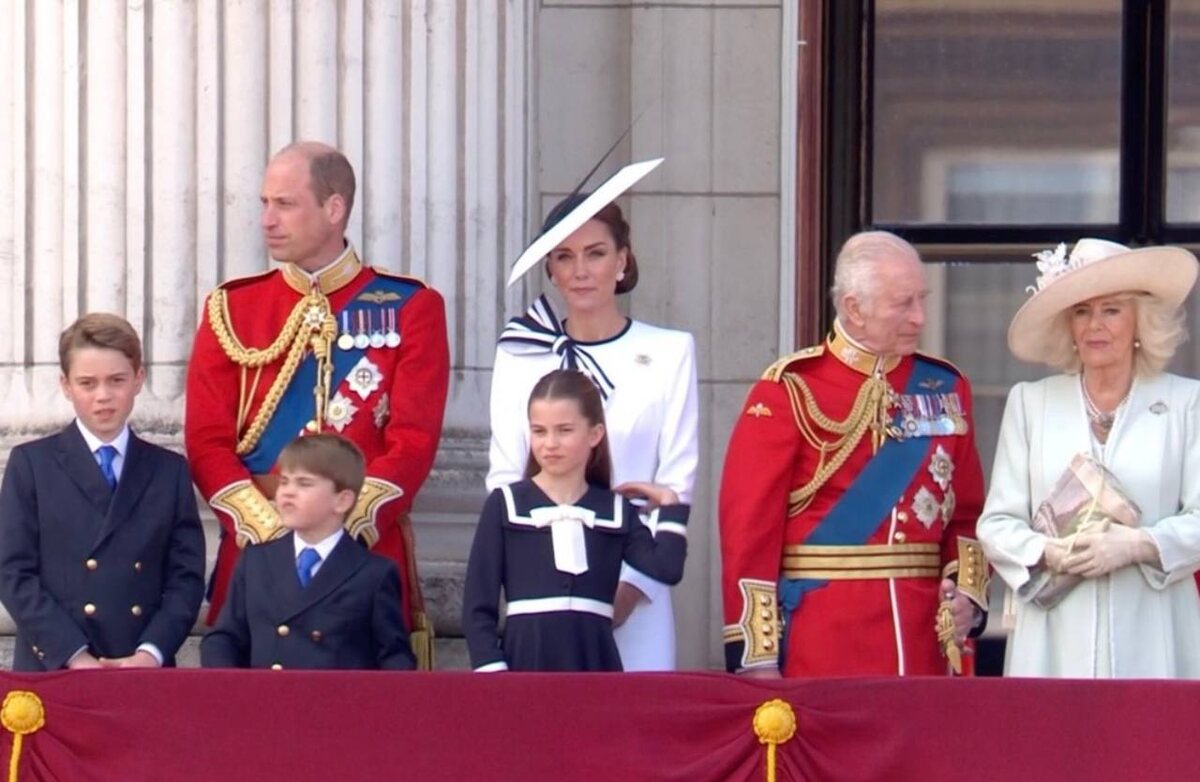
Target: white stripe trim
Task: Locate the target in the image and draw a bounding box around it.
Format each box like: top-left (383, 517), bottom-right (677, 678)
top-left (886, 506), bottom-right (906, 676)
top-left (656, 522), bottom-right (687, 538)
top-left (498, 484), bottom-right (622, 529)
top-left (473, 661), bottom-right (509, 673)
top-left (506, 596), bottom-right (613, 619)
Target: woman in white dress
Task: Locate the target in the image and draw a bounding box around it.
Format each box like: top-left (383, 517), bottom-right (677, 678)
top-left (487, 192), bottom-right (699, 671)
top-left (978, 238), bottom-right (1200, 678)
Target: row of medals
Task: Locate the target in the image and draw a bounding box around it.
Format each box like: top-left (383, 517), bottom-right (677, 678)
top-left (336, 308), bottom-right (402, 351)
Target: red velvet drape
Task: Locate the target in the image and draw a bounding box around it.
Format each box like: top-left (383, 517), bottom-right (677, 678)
top-left (0, 670), bottom-right (1194, 782)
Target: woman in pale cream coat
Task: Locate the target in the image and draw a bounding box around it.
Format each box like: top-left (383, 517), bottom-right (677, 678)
top-left (978, 238), bottom-right (1200, 678)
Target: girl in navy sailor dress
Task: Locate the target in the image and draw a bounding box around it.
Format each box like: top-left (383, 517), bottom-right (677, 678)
top-left (463, 369), bottom-right (689, 672)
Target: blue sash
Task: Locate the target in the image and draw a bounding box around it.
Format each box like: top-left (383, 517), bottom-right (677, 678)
top-left (778, 357), bottom-right (958, 616)
top-left (241, 274), bottom-right (423, 473)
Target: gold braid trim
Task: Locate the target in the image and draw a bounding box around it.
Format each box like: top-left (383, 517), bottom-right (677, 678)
top-left (208, 288), bottom-right (307, 367)
top-left (782, 372), bottom-right (895, 516)
top-left (206, 288), bottom-right (338, 455)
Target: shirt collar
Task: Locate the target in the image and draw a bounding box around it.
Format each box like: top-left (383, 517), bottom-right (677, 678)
top-left (293, 528), bottom-right (344, 561)
top-left (280, 243), bottom-right (362, 295)
top-left (75, 419), bottom-right (131, 456)
top-left (827, 318), bottom-right (902, 376)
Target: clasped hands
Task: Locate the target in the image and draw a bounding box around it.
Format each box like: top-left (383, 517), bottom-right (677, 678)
top-left (68, 650), bottom-right (160, 670)
top-left (1042, 520), bottom-right (1158, 579)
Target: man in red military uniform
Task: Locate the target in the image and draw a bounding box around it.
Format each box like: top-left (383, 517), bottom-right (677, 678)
top-left (186, 141), bottom-right (449, 667)
top-left (720, 231), bottom-right (988, 677)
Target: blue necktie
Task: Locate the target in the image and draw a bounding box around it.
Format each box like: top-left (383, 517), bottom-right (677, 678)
top-left (297, 547), bottom-right (321, 588)
top-left (96, 445), bottom-right (118, 491)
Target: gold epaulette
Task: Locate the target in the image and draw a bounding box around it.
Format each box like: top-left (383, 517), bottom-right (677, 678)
top-left (216, 268), bottom-right (278, 292)
top-left (761, 345), bottom-right (824, 382)
top-left (371, 266), bottom-right (430, 289)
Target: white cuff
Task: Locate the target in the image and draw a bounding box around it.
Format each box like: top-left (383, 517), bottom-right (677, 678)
top-left (136, 643), bottom-right (164, 666)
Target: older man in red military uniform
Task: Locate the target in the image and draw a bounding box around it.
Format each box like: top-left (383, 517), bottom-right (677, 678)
top-left (185, 141), bottom-right (449, 667)
top-left (720, 231), bottom-right (988, 677)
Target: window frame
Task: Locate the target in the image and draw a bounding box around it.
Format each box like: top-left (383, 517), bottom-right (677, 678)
top-left (822, 0), bottom-right (1200, 267)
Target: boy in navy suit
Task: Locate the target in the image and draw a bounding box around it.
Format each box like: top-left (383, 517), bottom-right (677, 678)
top-left (0, 314), bottom-right (206, 671)
top-left (201, 434), bottom-right (415, 670)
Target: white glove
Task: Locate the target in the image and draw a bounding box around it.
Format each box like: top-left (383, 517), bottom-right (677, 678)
top-left (1041, 537), bottom-right (1070, 574)
top-left (1064, 523), bottom-right (1157, 578)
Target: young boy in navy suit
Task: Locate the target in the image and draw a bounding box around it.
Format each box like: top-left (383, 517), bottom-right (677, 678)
top-left (200, 434), bottom-right (415, 670)
top-left (0, 314), bottom-right (206, 671)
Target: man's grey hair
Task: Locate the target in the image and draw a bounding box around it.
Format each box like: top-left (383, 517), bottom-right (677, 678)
top-left (830, 230), bottom-right (921, 318)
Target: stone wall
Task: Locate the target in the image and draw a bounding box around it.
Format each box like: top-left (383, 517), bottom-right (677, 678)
top-left (0, 1), bottom-right (795, 671)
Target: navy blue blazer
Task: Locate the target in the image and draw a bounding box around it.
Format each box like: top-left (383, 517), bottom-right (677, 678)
top-left (0, 424), bottom-right (206, 671)
top-left (200, 532), bottom-right (415, 670)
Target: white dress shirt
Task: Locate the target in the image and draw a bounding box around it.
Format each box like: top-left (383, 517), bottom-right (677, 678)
top-left (293, 528), bottom-right (345, 579)
top-left (76, 419), bottom-right (131, 482)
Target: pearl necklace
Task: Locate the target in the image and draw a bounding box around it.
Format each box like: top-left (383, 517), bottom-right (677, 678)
top-left (1081, 377), bottom-right (1130, 443)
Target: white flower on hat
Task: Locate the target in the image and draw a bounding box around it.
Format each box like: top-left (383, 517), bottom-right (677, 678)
top-left (1008, 238), bottom-right (1199, 365)
top-left (1027, 243), bottom-right (1075, 294)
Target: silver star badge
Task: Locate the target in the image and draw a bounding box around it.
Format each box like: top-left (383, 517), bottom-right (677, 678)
top-left (928, 445), bottom-right (954, 492)
top-left (346, 356), bottom-right (383, 401)
top-left (940, 486), bottom-right (956, 527)
top-left (373, 393), bottom-right (390, 429)
top-left (912, 487), bottom-right (940, 530)
top-left (325, 392), bottom-right (358, 433)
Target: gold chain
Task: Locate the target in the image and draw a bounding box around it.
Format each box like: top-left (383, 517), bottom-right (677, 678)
top-left (206, 287), bottom-right (338, 455)
top-left (783, 373), bottom-right (894, 516)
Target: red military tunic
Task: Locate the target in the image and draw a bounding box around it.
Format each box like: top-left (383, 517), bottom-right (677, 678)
top-left (720, 322), bottom-right (987, 677)
top-left (185, 247), bottom-right (449, 644)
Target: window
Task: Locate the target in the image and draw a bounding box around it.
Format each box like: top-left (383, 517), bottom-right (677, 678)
top-left (823, 0), bottom-right (1200, 475)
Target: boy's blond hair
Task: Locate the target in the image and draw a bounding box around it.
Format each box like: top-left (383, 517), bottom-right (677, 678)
top-left (58, 313), bottom-right (143, 374)
top-left (277, 434), bottom-right (366, 497)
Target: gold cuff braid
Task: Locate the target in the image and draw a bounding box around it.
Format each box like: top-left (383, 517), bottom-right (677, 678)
top-left (210, 481), bottom-right (285, 546)
top-left (344, 477), bottom-right (405, 547)
top-left (729, 579), bottom-right (782, 668)
top-left (942, 537), bottom-right (989, 610)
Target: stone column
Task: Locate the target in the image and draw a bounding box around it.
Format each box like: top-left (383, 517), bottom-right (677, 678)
top-left (0, 0), bottom-right (529, 667)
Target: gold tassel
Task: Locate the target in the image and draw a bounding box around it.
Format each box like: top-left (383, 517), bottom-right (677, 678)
top-left (937, 601), bottom-right (963, 675)
top-left (2, 691), bottom-right (44, 782)
top-left (753, 699), bottom-right (796, 782)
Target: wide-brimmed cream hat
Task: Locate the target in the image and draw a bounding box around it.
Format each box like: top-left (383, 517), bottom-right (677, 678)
top-left (1008, 238), bottom-right (1199, 363)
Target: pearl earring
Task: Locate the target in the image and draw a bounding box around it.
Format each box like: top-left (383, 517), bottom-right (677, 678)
top-left (1071, 343), bottom-right (1078, 352)
top-left (1134, 339), bottom-right (1142, 349)
top-left (616, 271), bottom-right (625, 282)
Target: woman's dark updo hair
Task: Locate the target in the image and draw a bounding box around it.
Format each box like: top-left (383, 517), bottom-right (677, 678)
top-left (541, 195), bottom-right (639, 295)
